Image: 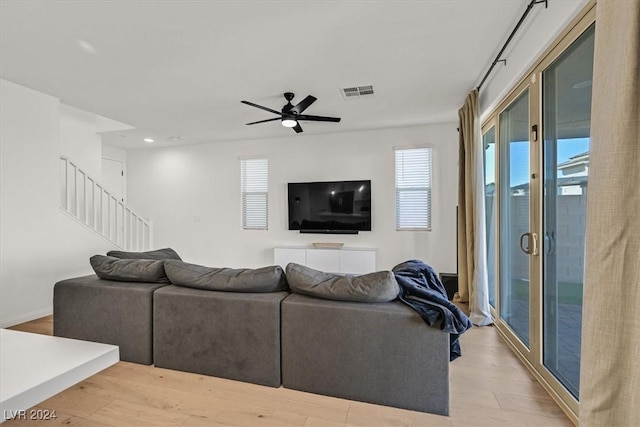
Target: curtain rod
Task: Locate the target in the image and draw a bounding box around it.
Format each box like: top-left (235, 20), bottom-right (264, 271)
top-left (476, 0), bottom-right (548, 92)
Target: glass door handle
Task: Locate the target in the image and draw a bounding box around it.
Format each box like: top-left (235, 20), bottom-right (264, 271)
top-left (520, 232), bottom-right (539, 255)
top-left (545, 231), bottom-right (555, 255)
top-left (520, 232), bottom-right (532, 254)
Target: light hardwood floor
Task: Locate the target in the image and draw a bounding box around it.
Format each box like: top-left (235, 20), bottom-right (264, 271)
top-left (6, 315), bottom-right (573, 426)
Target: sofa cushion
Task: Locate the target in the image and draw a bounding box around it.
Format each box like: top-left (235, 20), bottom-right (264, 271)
top-left (164, 260), bottom-right (288, 293)
top-left (285, 263), bottom-right (399, 302)
top-left (106, 247), bottom-right (182, 260)
top-left (90, 255), bottom-right (169, 283)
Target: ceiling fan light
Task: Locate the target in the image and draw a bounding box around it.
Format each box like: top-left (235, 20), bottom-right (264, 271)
top-left (282, 118), bottom-right (297, 128)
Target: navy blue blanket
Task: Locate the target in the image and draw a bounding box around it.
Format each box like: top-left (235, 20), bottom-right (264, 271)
top-left (392, 260), bottom-right (472, 361)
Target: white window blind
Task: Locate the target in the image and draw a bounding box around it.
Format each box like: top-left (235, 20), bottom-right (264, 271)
top-left (241, 158), bottom-right (268, 230)
top-left (395, 147), bottom-right (432, 230)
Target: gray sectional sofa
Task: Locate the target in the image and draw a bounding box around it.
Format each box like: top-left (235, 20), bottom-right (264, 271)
top-left (54, 274), bottom-right (165, 365)
top-left (281, 294), bottom-right (449, 414)
top-left (53, 249), bottom-right (451, 416)
top-left (154, 285), bottom-right (288, 387)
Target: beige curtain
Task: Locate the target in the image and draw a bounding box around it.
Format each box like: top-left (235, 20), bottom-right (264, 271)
top-left (579, 0), bottom-right (640, 425)
top-left (457, 89), bottom-right (493, 326)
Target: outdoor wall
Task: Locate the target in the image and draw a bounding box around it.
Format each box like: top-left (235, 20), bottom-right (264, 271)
top-left (508, 193), bottom-right (586, 284)
top-left (126, 123), bottom-right (459, 274)
top-left (0, 79), bottom-right (118, 327)
top-left (555, 194), bottom-right (586, 283)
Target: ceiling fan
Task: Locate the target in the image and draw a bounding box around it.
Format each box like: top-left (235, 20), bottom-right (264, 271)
top-left (241, 92), bottom-right (341, 133)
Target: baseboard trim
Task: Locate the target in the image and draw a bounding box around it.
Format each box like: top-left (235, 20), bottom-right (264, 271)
top-left (0, 307), bottom-right (53, 328)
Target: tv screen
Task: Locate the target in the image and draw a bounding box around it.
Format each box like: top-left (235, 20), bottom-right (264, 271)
top-left (288, 180), bottom-right (372, 233)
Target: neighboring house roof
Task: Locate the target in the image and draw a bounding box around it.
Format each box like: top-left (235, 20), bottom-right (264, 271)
top-left (558, 151), bottom-right (589, 177)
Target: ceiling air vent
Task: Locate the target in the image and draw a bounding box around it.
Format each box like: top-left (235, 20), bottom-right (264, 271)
top-left (341, 85), bottom-right (375, 99)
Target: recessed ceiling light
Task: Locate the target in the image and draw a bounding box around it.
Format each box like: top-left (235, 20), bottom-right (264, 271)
top-left (144, 138), bottom-right (154, 143)
top-left (75, 39), bottom-right (97, 55)
top-left (169, 136), bottom-right (185, 142)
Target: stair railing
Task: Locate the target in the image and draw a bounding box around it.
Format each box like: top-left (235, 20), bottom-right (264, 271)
top-left (59, 156), bottom-right (152, 251)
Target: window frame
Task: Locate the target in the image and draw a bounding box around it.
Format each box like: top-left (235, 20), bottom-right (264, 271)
top-left (240, 157), bottom-right (268, 230)
top-left (394, 145), bottom-right (433, 231)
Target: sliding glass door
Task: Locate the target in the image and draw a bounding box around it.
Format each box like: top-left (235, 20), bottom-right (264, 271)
top-left (498, 89), bottom-right (531, 348)
top-left (542, 24), bottom-right (595, 399)
top-left (482, 6), bottom-right (595, 420)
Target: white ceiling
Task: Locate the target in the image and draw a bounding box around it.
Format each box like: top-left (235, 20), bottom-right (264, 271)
top-left (0, 0), bottom-right (529, 149)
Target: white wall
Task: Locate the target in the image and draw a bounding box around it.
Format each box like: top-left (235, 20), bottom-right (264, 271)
top-left (60, 103), bottom-right (103, 178)
top-left (127, 123), bottom-right (459, 273)
top-left (102, 144), bottom-right (127, 163)
top-left (1, 80), bottom-right (60, 325)
top-left (0, 79), bottom-right (118, 327)
top-left (479, 0), bottom-right (589, 118)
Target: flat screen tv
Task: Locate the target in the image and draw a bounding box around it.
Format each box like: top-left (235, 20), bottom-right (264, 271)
top-left (288, 180), bottom-right (371, 234)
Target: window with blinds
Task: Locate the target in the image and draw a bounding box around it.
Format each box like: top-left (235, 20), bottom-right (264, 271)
top-left (395, 147), bottom-right (432, 230)
top-left (240, 158), bottom-right (268, 230)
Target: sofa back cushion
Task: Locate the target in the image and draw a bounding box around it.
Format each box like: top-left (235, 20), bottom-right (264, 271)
top-left (164, 260), bottom-right (288, 293)
top-left (285, 263), bottom-right (399, 303)
top-left (106, 247), bottom-right (182, 260)
top-left (90, 255), bottom-right (170, 283)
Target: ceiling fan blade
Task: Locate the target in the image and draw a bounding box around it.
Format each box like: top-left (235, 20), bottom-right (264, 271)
top-left (290, 95), bottom-right (317, 114)
top-left (293, 123), bottom-right (303, 133)
top-left (246, 117), bottom-right (281, 126)
top-left (241, 100), bottom-right (281, 115)
top-left (297, 114), bottom-right (341, 123)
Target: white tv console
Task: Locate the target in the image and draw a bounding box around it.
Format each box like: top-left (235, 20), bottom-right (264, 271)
top-left (274, 246), bottom-right (376, 275)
